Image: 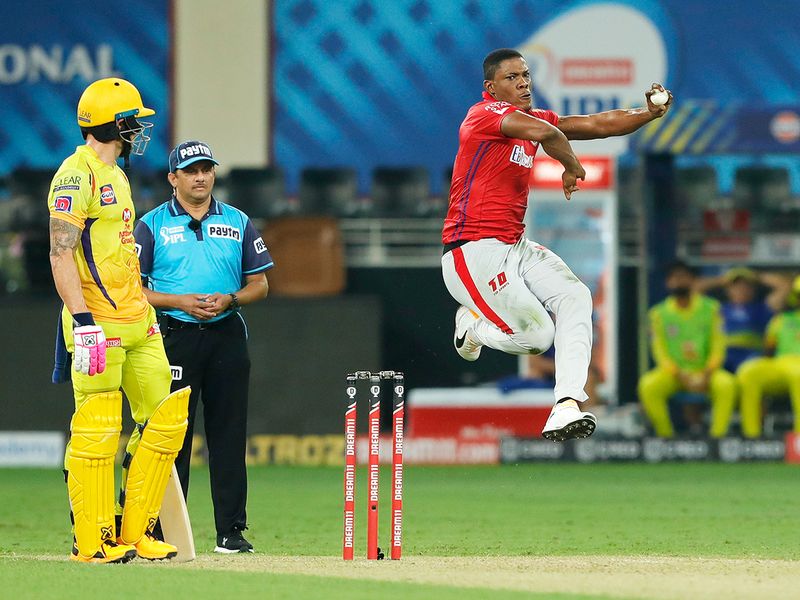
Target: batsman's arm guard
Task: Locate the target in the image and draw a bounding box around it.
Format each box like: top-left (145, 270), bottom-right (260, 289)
top-left (67, 391), bottom-right (123, 558)
top-left (120, 386), bottom-right (190, 545)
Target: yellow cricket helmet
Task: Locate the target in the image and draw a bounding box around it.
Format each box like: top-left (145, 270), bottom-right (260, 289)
top-left (77, 78), bottom-right (155, 128)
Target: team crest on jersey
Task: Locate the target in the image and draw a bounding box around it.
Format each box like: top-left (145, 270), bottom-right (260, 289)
top-left (122, 208), bottom-right (132, 222)
top-left (100, 184), bottom-right (118, 205)
top-left (208, 225), bottom-right (241, 241)
top-left (54, 196), bottom-right (72, 212)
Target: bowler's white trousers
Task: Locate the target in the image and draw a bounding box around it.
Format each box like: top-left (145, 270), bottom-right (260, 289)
top-left (442, 237), bottom-right (592, 402)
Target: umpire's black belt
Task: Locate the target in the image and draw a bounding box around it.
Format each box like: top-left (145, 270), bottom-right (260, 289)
top-left (162, 314), bottom-right (235, 331)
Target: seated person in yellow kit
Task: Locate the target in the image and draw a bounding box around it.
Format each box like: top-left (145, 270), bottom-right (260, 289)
top-left (737, 276), bottom-right (800, 439)
top-left (638, 261), bottom-right (736, 438)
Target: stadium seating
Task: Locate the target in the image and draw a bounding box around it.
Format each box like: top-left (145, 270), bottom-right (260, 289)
top-left (370, 166), bottom-right (432, 217)
top-left (675, 166), bottom-right (720, 216)
top-left (298, 167), bottom-right (361, 217)
top-left (733, 166), bottom-right (797, 231)
top-left (128, 170), bottom-right (174, 215)
top-left (227, 166), bottom-right (289, 220)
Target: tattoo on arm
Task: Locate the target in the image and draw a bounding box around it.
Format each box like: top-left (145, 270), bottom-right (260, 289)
top-left (49, 218), bottom-right (81, 257)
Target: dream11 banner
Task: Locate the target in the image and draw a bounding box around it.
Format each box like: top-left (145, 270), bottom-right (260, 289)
top-left (0, 0), bottom-right (170, 174)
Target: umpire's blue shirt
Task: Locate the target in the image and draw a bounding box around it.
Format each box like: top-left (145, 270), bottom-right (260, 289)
top-left (134, 196), bottom-right (274, 323)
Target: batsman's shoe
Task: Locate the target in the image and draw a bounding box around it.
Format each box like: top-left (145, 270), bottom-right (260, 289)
top-left (71, 539), bottom-right (137, 564)
top-left (541, 401), bottom-right (597, 442)
top-left (454, 306), bottom-right (482, 361)
top-left (122, 531), bottom-right (177, 561)
top-left (214, 529), bottom-right (254, 554)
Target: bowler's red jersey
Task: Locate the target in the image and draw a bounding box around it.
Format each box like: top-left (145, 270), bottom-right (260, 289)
top-left (442, 91), bottom-right (558, 245)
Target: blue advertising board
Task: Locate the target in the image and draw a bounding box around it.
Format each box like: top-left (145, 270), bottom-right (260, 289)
top-left (0, 0), bottom-right (170, 174)
top-left (274, 0), bottom-right (800, 192)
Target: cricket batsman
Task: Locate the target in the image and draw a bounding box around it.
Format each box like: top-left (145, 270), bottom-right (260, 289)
top-left (48, 78), bottom-right (190, 563)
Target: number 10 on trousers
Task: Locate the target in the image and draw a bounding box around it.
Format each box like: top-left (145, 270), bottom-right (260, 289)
top-left (343, 370), bottom-right (405, 560)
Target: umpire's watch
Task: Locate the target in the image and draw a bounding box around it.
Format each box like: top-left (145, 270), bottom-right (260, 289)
top-left (228, 293), bottom-right (240, 311)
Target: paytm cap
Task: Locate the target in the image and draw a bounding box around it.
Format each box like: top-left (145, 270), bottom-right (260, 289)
top-left (169, 140), bottom-right (219, 172)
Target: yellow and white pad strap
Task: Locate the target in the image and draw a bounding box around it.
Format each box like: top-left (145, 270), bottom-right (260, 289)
top-left (67, 391), bottom-right (122, 558)
top-left (120, 386), bottom-right (190, 544)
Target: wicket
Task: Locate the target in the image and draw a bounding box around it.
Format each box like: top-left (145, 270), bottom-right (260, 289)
top-left (343, 370), bottom-right (405, 560)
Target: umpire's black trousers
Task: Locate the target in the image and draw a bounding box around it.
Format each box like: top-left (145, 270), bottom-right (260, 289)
top-left (162, 313), bottom-right (251, 536)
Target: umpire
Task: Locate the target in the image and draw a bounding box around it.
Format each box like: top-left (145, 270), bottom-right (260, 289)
top-left (133, 141), bottom-right (273, 553)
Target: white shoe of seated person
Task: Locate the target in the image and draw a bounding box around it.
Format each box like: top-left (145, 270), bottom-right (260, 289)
top-left (541, 400), bottom-right (597, 442)
top-left (453, 306), bottom-right (482, 361)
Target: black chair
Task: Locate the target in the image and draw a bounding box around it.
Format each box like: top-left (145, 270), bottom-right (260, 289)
top-left (9, 168), bottom-right (53, 232)
top-left (675, 166), bottom-right (718, 207)
top-left (227, 166), bottom-right (288, 220)
top-left (298, 167), bottom-right (360, 217)
top-left (733, 166), bottom-right (791, 209)
top-left (733, 166), bottom-right (795, 231)
top-left (370, 167), bottom-right (431, 217)
top-left (128, 170), bottom-right (173, 215)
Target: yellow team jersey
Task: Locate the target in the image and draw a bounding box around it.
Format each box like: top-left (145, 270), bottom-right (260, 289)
top-left (48, 145), bottom-right (148, 323)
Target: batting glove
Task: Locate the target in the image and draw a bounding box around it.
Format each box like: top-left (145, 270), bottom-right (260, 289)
top-left (72, 313), bottom-right (107, 376)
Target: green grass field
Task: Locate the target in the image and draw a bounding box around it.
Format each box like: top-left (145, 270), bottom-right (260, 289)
top-left (2, 464), bottom-right (799, 599)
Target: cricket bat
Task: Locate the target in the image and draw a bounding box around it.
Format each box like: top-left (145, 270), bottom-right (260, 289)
top-left (160, 464), bottom-right (196, 562)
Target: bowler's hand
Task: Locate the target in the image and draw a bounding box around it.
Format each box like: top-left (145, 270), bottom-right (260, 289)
top-left (562, 164), bottom-right (586, 201)
top-left (73, 324), bottom-right (106, 376)
top-left (177, 294), bottom-right (216, 320)
top-left (645, 83), bottom-right (673, 117)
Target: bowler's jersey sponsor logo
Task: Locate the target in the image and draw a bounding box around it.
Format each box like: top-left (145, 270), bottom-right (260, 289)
top-left (106, 337), bottom-right (122, 347)
top-left (100, 184), bottom-right (117, 205)
top-left (122, 208), bottom-right (132, 222)
top-left (54, 196), bottom-right (72, 212)
top-left (208, 225), bottom-right (241, 241)
top-left (509, 144), bottom-right (534, 169)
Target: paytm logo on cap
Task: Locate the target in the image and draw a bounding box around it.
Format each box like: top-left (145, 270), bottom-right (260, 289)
top-left (179, 143), bottom-right (212, 161)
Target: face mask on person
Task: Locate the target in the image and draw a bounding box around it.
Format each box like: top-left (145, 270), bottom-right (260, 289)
top-left (671, 286), bottom-right (691, 298)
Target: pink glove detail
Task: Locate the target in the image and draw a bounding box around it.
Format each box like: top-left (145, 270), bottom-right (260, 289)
top-left (73, 325), bottom-right (107, 376)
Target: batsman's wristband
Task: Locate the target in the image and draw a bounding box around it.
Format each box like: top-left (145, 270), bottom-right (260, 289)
top-left (72, 312), bottom-right (96, 327)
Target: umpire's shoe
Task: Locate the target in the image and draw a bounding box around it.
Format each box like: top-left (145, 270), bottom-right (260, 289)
top-left (541, 400), bottom-right (597, 442)
top-left (71, 538), bottom-right (137, 564)
top-left (214, 527), bottom-right (254, 554)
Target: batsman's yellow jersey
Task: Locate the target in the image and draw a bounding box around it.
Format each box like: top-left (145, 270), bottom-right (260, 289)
top-left (48, 145), bottom-right (148, 323)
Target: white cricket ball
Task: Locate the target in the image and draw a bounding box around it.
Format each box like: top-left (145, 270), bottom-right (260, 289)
top-left (650, 89), bottom-right (669, 106)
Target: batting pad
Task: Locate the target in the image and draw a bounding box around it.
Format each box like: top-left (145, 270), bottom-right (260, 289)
top-left (67, 391), bottom-right (123, 558)
top-left (120, 386), bottom-right (190, 545)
